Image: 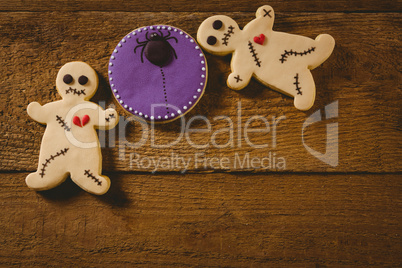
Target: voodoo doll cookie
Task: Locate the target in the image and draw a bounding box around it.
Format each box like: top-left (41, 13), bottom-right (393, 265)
top-left (108, 25), bottom-right (207, 123)
top-left (197, 5), bottom-right (335, 110)
top-left (26, 61), bottom-right (119, 195)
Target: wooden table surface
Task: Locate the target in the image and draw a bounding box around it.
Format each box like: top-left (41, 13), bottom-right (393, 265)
top-left (0, 0), bottom-right (401, 266)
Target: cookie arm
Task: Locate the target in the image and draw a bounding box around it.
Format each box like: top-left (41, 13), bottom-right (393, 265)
top-left (256, 5), bottom-right (274, 19)
top-left (27, 102), bottom-right (48, 124)
top-left (227, 52), bottom-right (254, 90)
top-left (252, 5), bottom-right (275, 31)
top-left (96, 107), bottom-right (119, 130)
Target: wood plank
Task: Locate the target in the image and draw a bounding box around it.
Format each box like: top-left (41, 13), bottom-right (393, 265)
top-left (0, 12), bottom-right (400, 172)
top-left (0, 172), bottom-right (400, 266)
top-left (0, 0), bottom-right (399, 12)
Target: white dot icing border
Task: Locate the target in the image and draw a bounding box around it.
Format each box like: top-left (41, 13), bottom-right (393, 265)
top-left (108, 25), bottom-right (208, 121)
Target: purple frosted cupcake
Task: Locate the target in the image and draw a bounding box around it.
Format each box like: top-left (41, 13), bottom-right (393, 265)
top-left (108, 25), bottom-right (208, 123)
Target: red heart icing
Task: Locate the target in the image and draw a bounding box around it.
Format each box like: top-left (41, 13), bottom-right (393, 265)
top-left (253, 34), bottom-right (266, 45)
top-left (82, 115), bottom-right (90, 126)
top-left (73, 115), bottom-right (90, 127)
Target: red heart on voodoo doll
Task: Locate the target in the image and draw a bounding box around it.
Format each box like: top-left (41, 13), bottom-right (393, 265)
top-left (253, 34), bottom-right (266, 45)
top-left (73, 115), bottom-right (90, 127)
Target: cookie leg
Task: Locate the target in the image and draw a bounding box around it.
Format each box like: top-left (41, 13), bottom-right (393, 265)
top-left (310, 34), bottom-right (335, 69)
top-left (292, 70), bottom-right (316, 111)
top-left (26, 148), bottom-right (70, 191)
top-left (70, 168), bottom-right (110, 195)
top-left (26, 172), bottom-right (69, 191)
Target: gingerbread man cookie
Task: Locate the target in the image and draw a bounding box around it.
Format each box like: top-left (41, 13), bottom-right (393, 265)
top-left (197, 5), bottom-right (335, 110)
top-left (26, 61), bottom-right (119, 195)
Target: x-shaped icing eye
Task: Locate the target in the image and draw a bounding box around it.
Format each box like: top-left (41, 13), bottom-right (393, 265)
top-left (213, 20), bottom-right (223, 30)
top-left (207, 36), bottom-right (217, 45)
top-left (63, 74), bottom-right (73, 84)
top-left (78, 75), bottom-right (88, 85)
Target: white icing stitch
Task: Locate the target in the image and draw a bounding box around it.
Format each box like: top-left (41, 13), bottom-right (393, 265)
top-left (122, 39), bottom-right (126, 43)
top-left (138, 29), bottom-right (142, 32)
top-left (111, 56), bottom-right (115, 60)
top-left (135, 111), bottom-right (138, 114)
top-left (174, 29), bottom-right (178, 32)
top-left (201, 74), bottom-right (205, 78)
top-left (108, 70), bottom-right (112, 74)
top-left (164, 115), bottom-right (168, 119)
top-left (139, 112), bottom-right (143, 116)
top-left (180, 31), bottom-right (183, 35)
top-left (178, 110), bottom-right (182, 114)
top-left (185, 35), bottom-right (189, 38)
top-left (150, 116), bottom-right (154, 120)
top-left (109, 63), bottom-right (113, 66)
top-left (118, 43), bottom-right (122, 47)
top-left (171, 113), bottom-right (175, 117)
top-left (195, 46), bottom-right (199, 49)
top-left (197, 88), bottom-right (201, 92)
top-left (157, 26), bottom-right (161, 29)
top-left (199, 53), bottom-right (203, 57)
top-left (190, 39), bottom-right (194, 43)
top-left (129, 107), bottom-right (133, 111)
top-left (119, 100), bottom-right (123, 104)
top-left (111, 84), bottom-right (115, 87)
top-left (201, 61), bottom-right (205, 64)
top-left (193, 95), bottom-right (197, 99)
top-left (116, 95), bottom-right (120, 99)
top-left (158, 116), bottom-right (161, 119)
top-left (168, 27), bottom-right (172, 30)
top-left (114, 49), bottom-right (118, 53)
top-left (145, 115), bottom-right (148, 118)
top-left (183, 106), bottom-right (187, 110)
top-left (200, 82), bottom-right (204, 86)
top-left (124, 105), bottom-right (128, 108)
top-left (113, 89), bottom-right (117, 93)
top-left (162, 26), bottom-right (166, 29)
top-left (202, 67), bottom-right (206, 71)
top-left (150, 26), bottom-right (154, 30)
top-left (143, 27), bottom-right (147, 31)
top-left (189, 101), bottom-right (192, 105)
top-left (109, 77), bottom-right (113, 81)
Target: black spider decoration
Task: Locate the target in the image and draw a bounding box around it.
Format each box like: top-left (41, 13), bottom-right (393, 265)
top-left (134, 30), bottom-right (178, 67)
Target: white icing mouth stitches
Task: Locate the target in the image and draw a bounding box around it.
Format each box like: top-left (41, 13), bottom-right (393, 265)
top-left (65, 87), bottom-right (86, 96)
top-left (222, 25), bottom-right (234, 46)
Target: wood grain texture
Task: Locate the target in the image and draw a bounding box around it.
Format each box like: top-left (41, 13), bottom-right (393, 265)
top-left (0, 2), bottom-right (401, 266)
top-left (0, 172), bottom-right (400, 267)
top-left (0, 0), bottom-right (399, 12)
top-left (0, 12), bottom-right (400, 172)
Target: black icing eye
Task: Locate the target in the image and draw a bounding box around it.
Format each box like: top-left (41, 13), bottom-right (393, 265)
top-left (213, 20), bottom-right (223, 30)
top-left (207, 36), bottom-right (217, 45)
top-left (63, 74), bottom-right (73, 84)
top-left (78, 75), bottom-right (88, 85)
